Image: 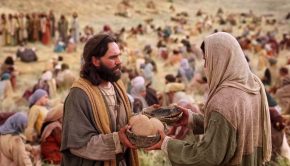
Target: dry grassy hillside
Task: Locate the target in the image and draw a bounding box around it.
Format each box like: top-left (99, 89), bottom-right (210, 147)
top-left (0, 0), bottom-right (289, 98)
top-left (1, 0), bottom-right (289, 28)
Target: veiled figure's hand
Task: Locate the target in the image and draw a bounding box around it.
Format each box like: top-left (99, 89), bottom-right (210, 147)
top-left (165, 105), bottom-right (190, 140)
top-left (144, 130), bottom-right (166, 151)
top-left (174, 105), bottom-right (190, 127)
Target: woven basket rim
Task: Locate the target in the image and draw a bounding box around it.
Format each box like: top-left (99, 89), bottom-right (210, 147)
top-left (126, 129), bottom-right (159, 137)
top-left (142, 105), bottom-right (182, 118)
top-left (125, 129), bottom-right (161, 148)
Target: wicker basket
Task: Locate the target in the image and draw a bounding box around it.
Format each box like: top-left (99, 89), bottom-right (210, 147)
top-left (126, 129), bottom-right (161, 148)
top-left (142, 106), bottom-right (183, 125)
top-left (158, 112), bottom-right (183, 125)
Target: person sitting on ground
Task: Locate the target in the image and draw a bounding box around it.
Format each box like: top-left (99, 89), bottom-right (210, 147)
top-left (39, 70), bottom-right (57, 97)
top-left (164, 49), bottom-right (183, 67)
top-left (177, 58), bottom-right (194, 85)
top-left (130, 76), bottom-right (148, 113)
top-left (141, 57), bottom-right (154, 84)
top-left (40, 104), bottom-right (63, 165)
top-left (158, 74), bottom-right (177, 105)
top-left (0, 56), bottom-right (18, 90)
top-left (274, 67), bottom-right (290, 113)
top-left (163, 82), bottom-right (185, 106)
top-left (0, 112), bottom-right (33, 166)
top-left (25, 89), bottom-right (63, 143)
top-left (54, 38), bottom-right (66, 53)
top-left (16, 46), bottom-right (38, 63)
top-left (0, 73), bottom-right (14, 101)
top-left (267, 93), bottom-right (290, 163)
top-left (56, 63), bottom-right (76, 90)
top-left (0, 56), bottom-right (14, 75)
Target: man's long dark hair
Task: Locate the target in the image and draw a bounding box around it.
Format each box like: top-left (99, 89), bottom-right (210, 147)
top-left (80, 33), bottom-right (117, 85)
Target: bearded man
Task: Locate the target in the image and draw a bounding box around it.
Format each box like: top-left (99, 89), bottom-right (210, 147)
top-left (61, 33), bottom-right (139, 166)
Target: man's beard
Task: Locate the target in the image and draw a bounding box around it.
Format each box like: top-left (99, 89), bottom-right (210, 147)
top-left (96, 62), bottom-right (121, 82)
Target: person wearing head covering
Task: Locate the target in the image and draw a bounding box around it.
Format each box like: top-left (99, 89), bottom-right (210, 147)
top-left (177, 58), bottom-right (194, 84)
top-left (0, 112), bottom-right (27, 134)
top-left (172, 91), bottom-right (194, 104)
top-left (25, 89), bottom-right (62, 143)
top-left (146, 32), bottom-right (271, 166)
top-left (0, 112), bottom-right (33, 166)
top-left (130, 76), bottom-right (148, 112)
top-left (25, 89), bottom-right (49, 142)
top-left (142, 57), bottom-right (154, 84)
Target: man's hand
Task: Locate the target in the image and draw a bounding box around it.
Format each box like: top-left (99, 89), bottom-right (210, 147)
top-left (118, 125), bottom-right (137, 149)
top-left (144, 130), bottom-right (166, 151)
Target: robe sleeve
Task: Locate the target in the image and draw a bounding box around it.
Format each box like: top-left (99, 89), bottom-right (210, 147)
top-left (70, 132), bottom-right (123, 160)
top-left (61, 88), bottom-right (123, 161)
top-left (166, 111), bottom-right (237, 166)
top-left (188, 112), bottom-right (205, 135)
top-left (24, 106), bottom-right (39, 142)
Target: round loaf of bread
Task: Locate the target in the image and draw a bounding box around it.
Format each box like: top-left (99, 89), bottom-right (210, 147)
top-left (130, 114), bottom-right (154, 136)
top-left (149, 118), bottom-right (164, 135)
top-left (129, 114), bottom-right (148, 126)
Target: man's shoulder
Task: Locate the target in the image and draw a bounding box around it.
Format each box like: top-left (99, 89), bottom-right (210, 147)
top-left (69, 87), bottom-right (87, 94)
top-left (64, 87), bottom-right (93, 114)
top-left (65, 87), bottom-right (89, 102)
